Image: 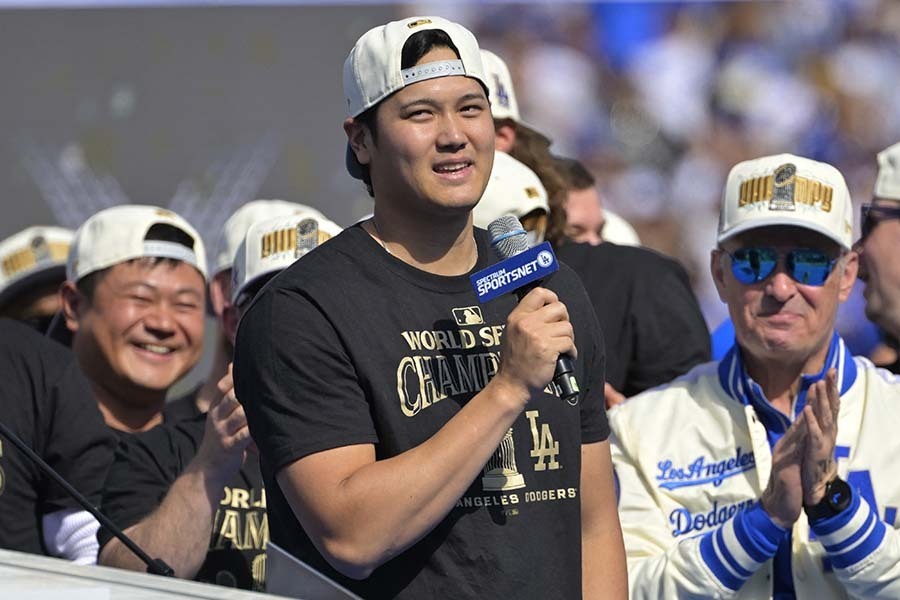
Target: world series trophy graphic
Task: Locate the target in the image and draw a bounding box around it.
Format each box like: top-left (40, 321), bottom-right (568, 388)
top-left (482, 428), bottom-right (526, 491)
top-left (770, 163), bottom-right (798, 211)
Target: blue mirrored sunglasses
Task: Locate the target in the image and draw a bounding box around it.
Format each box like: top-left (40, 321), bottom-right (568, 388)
top-left (728, 247), bottom-right (837, 286)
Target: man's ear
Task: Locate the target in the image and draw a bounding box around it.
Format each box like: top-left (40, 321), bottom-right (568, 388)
top-left (344, 117), bottom-right (371, 167)
top-left (837, 251), bottom-right (859, 303)
top-left (710, 249), bottom-right (729, 303)
top-left (59, 281), bottom-right (85, 333)
top-left (494, 120), bottom-right (516, 153)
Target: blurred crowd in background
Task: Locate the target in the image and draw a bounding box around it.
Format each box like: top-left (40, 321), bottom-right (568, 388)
top-left (407, 0), bottom-right (900, 356)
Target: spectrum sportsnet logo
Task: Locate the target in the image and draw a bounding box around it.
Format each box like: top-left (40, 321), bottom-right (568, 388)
top-left (470, 241), bottom-right (559, 303)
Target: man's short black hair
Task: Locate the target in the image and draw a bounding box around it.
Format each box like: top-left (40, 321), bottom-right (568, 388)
top-left (77, 223), bottom-right (198, 301)
top-left (351, 29), bottom-right (462, 198)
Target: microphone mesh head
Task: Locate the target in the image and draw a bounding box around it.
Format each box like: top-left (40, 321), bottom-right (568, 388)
top-left (488, 215), bottom-right (529, 259)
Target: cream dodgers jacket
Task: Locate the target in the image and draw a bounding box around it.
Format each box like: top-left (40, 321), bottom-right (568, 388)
top-left (610, 335), bottom-right (900, 599)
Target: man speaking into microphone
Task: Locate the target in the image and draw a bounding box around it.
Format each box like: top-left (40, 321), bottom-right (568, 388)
top-left (234, 15), bottom-right (625, 599)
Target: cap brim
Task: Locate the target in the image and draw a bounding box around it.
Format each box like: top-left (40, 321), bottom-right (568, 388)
top-left (717, 218), bottom-right (849, 250)
top-left (0, 265), bottom-right (66, 310)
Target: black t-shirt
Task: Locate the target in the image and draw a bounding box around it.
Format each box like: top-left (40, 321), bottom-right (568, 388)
top-left (163, 389), bottom-right (203, 423)
top-left (555, 242), bottom-right (711, 397)
top-left (234, 225), bottom-right (608, 599)
top-left (97, 414), bottom-right (267, 591)
top-left (0, 318), bottom-right (116, 555)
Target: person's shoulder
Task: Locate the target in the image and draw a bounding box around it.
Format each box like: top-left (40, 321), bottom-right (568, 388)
top-left (0, 317), bottom-right (80, 381)
top-left (277, 225), bottom-right (364, 283)
top-left (854, 355), bottom-right (900, 390)
top-left (124, 413), bottom-right (205, 463)
top-left (559, 242), bottom-right (688, 279)
top-left (609, 361), bottom-right (720, 424)
top-left (163, 390), bottom-right (202, 423)
top-left (239, 226), bottom-right (365, 317)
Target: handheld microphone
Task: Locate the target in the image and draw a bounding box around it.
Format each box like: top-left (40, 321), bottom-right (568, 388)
top-left (473, 215), bottom-right (579, 404)
top-left (0, 419), bottom-right (175, 577)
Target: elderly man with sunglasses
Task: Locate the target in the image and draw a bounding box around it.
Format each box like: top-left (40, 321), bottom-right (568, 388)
top-left (856, 142), bottom-right (900, 375)
top-left (610, 154), bottom-right (900, 599)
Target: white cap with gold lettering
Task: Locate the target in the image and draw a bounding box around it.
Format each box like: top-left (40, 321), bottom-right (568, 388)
top-left (231, 213), bottom-right (341, 306)
top-left (0, 226), bottom-right (72, 307)
top-left (214, 199), bottom-right (329, 276)
top-left (67, 204), bottom-right (207, 281)
top-left (718, 153), bottom-right (853, 250)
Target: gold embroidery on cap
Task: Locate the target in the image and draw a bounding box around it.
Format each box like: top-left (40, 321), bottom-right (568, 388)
top-left (154, 208), bottom-right (176, 218)
top-left (407, 18), bottom-right (433, 28)
top-left (525, 187), bottom-right (540, 199)
top-left (1, 239), bottom-right (69, 278)
top-left (260, 227), bottom-right (302, 258)
top-left (737, 163), bottom-right (833, 213)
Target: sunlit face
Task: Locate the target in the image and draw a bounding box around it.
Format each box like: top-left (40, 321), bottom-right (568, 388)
top-left (858, 199), bottom-right (900, 337)
top-left (349, 46), bottom-right (495, 219)
top-left (70, 260), bottom-right (206, 401)
top-left (711, 226), bottom-right (857, 367)
top-left (564, 186), bottom-right (605, 245)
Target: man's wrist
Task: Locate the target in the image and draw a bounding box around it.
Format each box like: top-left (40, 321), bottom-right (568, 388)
top-left (804, 476), bottom-right (852, 522)
top-left (484, 372), bottom-right (531, 413)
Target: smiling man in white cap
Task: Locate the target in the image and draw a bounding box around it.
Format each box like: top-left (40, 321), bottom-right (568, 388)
top-left (234, 15), bottom-right (625, 598)
top-left (610, 153), bottom-right (900, 598)
top-left (60, 204), bottom-right (207, 434)
top-left (856, 142), bottom-right (900, 374)
top-left (98, 212), bottom-right (338, 590)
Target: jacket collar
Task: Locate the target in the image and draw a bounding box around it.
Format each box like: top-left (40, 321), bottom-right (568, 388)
top-left (717, 332), bottom-right (856, 440)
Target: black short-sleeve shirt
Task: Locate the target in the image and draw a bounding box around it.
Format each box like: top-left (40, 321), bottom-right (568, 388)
top-left (234, 225), bottom-right (607, 599)
top-left (97, 415), bottom-right (267, 591)
top-left (0, 318), bottom-right (115, 556)
top-left (556, 242), bottom-right (711, 396)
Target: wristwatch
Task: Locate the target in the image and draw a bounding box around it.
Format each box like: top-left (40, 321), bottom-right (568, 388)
top-left (805, 477), bottom-right (852, 522)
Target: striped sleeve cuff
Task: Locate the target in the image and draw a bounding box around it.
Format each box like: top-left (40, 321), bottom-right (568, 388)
top-left (811, 491), bottom-right (887, 570)
top-left (699, 502), bottom-right (788, 591)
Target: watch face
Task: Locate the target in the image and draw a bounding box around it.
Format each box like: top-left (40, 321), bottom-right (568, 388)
top-left (827, 477), bottom-right (852, 512)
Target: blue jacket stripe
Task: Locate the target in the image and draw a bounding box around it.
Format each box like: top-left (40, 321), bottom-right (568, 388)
top-left (823, 510), bottom-right (876, 554)
top-left (700, 532), bottom-right (743, 591)
top-left (715, 527), bottom-right (754, 578)
top-left (831, 520), bottom-right (887, 569)
top-left (732, 509), bottom-right (770, 564)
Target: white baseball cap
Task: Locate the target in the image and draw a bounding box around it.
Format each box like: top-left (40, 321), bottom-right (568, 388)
top-left (231, 213), bottom-right (341, 306)
top-left (480, 49), bottom-right (550, 142)
top-left (602, 210), bottom-right (641, 247)
top-left (718, 153), bottom-right (853, 250)
top-left (67, 205), bottom-right (207, 282)
top-left (874, 141), bottom-right (900, 201)
top-left (473, 151), bottom-right (548, 228)
top-left (0, 226), bottom-right (73, 308)
top-left (343, 16), bottom-right (488, 180)
top-left (344, 16), bottom-right (487, 118)
top-left (214, 200), bottom-right (330, 276)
